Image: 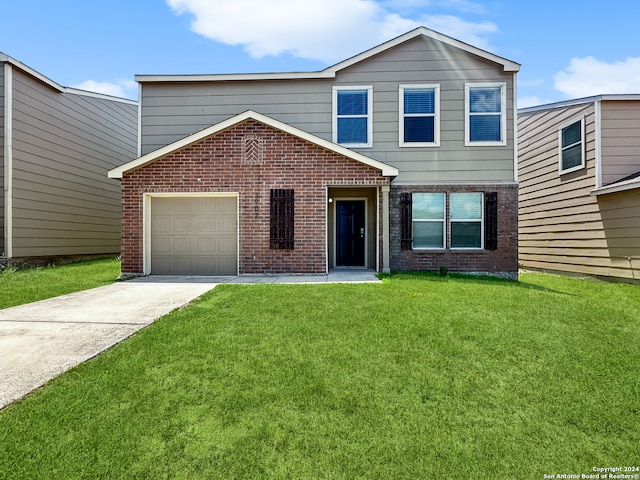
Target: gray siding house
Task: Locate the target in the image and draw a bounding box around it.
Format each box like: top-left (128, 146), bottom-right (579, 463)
top-left (1, 53), bottom-right (138, 264)
top-left (110, 27), bottom-right (520, 278)
top-left (519, 95), bottom-right (640, 282)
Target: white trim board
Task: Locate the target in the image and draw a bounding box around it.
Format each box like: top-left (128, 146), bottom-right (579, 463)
top-left (136, 26), bottom-right (520, 84)
top-left (109, 110), bottom-right (399, 178)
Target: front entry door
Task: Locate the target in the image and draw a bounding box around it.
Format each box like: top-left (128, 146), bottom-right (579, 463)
top-left (336, 200), bottom-right (366, 267)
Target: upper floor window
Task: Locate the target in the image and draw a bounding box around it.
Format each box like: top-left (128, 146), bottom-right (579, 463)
top-left (465, 83), bottom-right (506, 146)
top-left (558, 118), bottom-right (585, 174)
top-left (333, 86), bottom-right (373, 148)
top-left (399, 85), bottom-right (440, 147)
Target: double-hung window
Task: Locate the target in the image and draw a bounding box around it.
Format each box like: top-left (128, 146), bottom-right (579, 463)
top-left (465, 83), bottom-right (506, 146)
top-left (333, 86), bottom-right (373, 147)
top-left (400, 84), bottom-right (440, 146)
top-left (450, 193), bottom-right (483, 249)
top-left (412, 193), bottom-right (445, 249)
top-left (402, 192), bottom-right (496, 251)
top-left (558, 118), bottom-right (585, 174)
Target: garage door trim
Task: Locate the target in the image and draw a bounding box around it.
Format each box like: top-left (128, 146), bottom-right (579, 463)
top-left (143, 192), bottom-right (239, 276)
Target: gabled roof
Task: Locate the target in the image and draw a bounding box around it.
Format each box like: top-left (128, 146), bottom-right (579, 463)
top-left (519, 94), bottom-right (640, 114)
top-left (592, 171), bottom-right (640, 196)
top-left (108, 110), bottom-right (399, 178)
top-left (0, 52), bottom-right (137, 105)
top-left (135, 26), bottom-right (520, 83)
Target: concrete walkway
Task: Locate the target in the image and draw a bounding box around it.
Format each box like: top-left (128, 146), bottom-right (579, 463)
top-left (0, 270), bottom-right (379, 409)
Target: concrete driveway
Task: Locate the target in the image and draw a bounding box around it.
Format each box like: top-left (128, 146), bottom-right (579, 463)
top-left (0, 277), bottom-right (220, 409)
top-left (0, 270), bottom-right (379, 409)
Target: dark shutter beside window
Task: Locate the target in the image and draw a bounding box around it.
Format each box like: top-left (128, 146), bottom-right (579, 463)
top-left (400, 192), bottom-right (412, 250)
top-left (484, 192), bottom-right (498, 250)
top-left (270, 189), bottom-right (294, 249)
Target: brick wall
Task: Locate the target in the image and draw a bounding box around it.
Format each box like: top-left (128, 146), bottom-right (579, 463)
top-left (389, 184), bottom-right (519, 278)
top-left (120, 119), bottom-right (389, 275)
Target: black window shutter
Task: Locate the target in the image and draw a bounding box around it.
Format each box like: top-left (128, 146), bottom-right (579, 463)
top-left (484, 191), bottom-right (498, 250)
top-left (270, 189), bottom-right (295, 249)
top-left (400, 192), bottom-right (412, 250)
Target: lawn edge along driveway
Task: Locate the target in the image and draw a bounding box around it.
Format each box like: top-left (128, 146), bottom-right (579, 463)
top-left (0, 277), bottom-right (220, 409)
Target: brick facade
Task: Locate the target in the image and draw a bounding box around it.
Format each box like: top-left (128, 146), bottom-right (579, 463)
top-left (389, 184), bottom-right (518, 278)
top-left (120, 119), bottom-right (390, 275)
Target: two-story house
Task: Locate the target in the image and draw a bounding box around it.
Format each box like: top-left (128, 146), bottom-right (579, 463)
top-left (108, 27), bottom-right (520, 278)
top-left (1, 52), bottom-right (138, 266)
top-left (518, 95), bottom-right (640, 282)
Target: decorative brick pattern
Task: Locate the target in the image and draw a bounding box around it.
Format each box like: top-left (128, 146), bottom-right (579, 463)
top-left (389, 184), bottom-right (518, 277)
top-left (120, 119), bottom-right (390, 275)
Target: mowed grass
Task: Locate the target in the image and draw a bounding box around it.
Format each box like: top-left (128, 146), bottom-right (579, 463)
top-left (0, 272), bottom-right (638, 479)
top-left (0, 258), bottom-right (121, 309)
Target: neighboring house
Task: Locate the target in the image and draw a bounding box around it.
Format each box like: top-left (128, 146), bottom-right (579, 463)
top-left (109, 27), bottom-right (520, 278)
top-left (518, 95), bottom-right (640, 282)
top-left (1, 53), bottom-right (138, 265)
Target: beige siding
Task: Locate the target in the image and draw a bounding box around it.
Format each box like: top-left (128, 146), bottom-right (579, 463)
top-left (0, 64), bottom-right (5, 253)
top-left (600, 100), bottom-right (640, 186)
top-left (140, 35), bottom-right (516, 184)
top-left (10, 68), bottom-right (138, 258)
top-left (518, 101), bottom-right (640, 280)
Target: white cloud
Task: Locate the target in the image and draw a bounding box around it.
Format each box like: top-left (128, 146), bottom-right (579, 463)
top-left (166, 0), bottom-right (498, 63)
top-left (71, 79), bottom-right (137, 99)
top-left (436, 0), bottom-right (487, 14)
top-left (517, 96), bottom-right (553, 109)
top-left (418, 14), bottom-right (496, 49)
top-left (554, 56), bottom-right (640, 98)
top-left (518, 78), bottom-right (543, 88)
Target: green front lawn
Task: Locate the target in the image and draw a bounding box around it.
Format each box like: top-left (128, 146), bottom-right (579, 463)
top-left (1, 272), bottom-right (638, 479)
top-left (0, 258), bottom-right (121, 309)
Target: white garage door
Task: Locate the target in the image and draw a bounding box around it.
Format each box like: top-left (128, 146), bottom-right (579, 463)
top-left (151, 196), bottom-right (237, 275)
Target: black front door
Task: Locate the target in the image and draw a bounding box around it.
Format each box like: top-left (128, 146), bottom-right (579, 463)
top-left (336, 200), bottom-right (365, 267)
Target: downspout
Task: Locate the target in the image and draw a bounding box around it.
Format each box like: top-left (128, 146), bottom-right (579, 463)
top-left (137, 82), bottom-right (142, 157)
top-left (594, 99), bottom-right (602, 189)
top-left (3, 62), bottom-right (12, 258)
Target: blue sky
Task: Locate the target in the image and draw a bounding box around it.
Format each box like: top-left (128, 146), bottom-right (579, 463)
top-left (2, 0), bottom-right (639, 107)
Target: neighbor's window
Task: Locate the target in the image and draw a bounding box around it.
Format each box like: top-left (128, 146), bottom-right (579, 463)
top-left (412, 193), bottom-right (445, 249)
top-left (400, 85), bottom-right (439, 146)
top-left (450, 192), bottom-right (483, 249)
top-left (270, 189), bottom-right (294, 249)
top-left (333, 86), bottom-right (373, 147)
top-left (558, 118), bottom-right (585, 173)
top-left (465, 83), bottom-right (506, 145)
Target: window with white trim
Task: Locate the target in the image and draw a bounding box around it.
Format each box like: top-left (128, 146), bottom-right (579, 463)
top-left (450, 192), bottom-right (483, 249)
top-left (400, 85), bottom-right (439, 146)
top-left (412, 193), bottom-right (445, 249)
top-left (401, 192), bottom-right (495, 251)
top-left (558, 118), bottom-right (585, 174)
top-left (465, 83), bottom-right (506, 145)
top-left (333, 86), bottom-right (373, 147)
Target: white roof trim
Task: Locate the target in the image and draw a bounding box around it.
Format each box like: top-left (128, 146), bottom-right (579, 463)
top-left (591, 177), bottom-right (640, 196)
top-left (0, 52), bottom-right (63, 92)
top-left (108, 110), bottom-right (399, 179)
top-left (519, 94), bottom-right (640, 114)
top-left (135, 26), bottom-right (519, 83)
top-left (0, 52), bottom-right (137, 105)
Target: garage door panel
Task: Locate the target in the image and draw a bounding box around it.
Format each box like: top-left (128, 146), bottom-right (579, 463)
top-left (172, 237), bottom-right (194, 254)
top-left (218, 237), bottom-right (237, 254)
top-left (150, 196), bottom-right (238, 275)
top-left (152, 218), bottom-right (172, 234)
